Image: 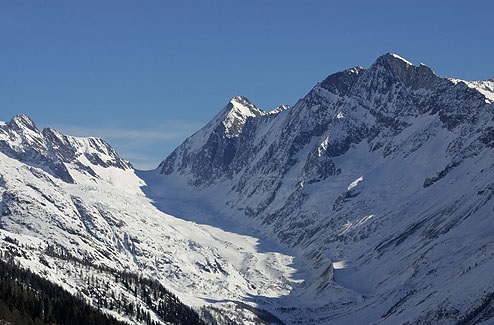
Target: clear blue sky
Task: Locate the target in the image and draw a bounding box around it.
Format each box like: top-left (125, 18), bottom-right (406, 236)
top-left (1, 0), bottom-right (493, 169)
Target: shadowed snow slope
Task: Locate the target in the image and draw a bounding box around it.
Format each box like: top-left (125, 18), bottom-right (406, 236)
top-left (0, 114), bottom-right (302, 325)
top-left (1, 53), bottom-right (494, 325)
top-left (155, 53), bottom-right (494, 324)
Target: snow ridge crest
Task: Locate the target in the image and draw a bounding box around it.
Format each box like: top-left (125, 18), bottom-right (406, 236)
top-left (221, 96), bottom-right (266, 138)
top-left (0, 114), bottom-right (132, 183)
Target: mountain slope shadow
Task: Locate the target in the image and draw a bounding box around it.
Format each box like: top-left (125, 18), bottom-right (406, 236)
top-left (136, 169), bottom-right (326, 323)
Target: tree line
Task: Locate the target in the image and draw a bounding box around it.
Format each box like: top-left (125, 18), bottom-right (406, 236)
top-left (0, 257), bottom-right (125, 325)
top-left (0, 243), bottom-right (207, 325)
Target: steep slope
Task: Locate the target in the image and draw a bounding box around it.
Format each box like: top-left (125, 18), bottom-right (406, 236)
top-left (159, 95), bottom-right (289, 185)
top-left (0, 258), bottom-right (131, 325)
top-left (2, 53), bottom-right (493, 324)
top-left (0, 116), bottom-right (301, 325)
top-left (152, 53), bottom-right (494, 324)
top-left (0, 114), bottom-right (131, 184)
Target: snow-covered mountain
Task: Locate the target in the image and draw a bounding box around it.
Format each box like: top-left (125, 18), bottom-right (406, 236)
top-left (0, 115), bottom-right (298, 324)
top-left (1, 53), bottom-right (494, 324)
top-left (0, 114), bottom-right (131, 183)
top-left (154, 53), bottom-right (494, 324)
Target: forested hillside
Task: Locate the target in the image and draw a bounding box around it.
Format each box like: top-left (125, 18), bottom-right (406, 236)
top-left (0, 256), bottom-right (205, 325)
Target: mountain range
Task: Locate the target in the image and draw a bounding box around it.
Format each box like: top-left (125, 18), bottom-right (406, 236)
top-left (1, 53), bottom-right (493, 324)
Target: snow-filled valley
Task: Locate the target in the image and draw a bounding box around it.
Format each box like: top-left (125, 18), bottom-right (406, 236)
top-left (0, 143), bottom-right (304, 324)
top-left (1, 53), bottom-right (494, 324)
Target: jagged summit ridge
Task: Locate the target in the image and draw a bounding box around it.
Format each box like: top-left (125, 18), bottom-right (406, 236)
top-left (159, 95), bottom-right (289, 180)
top-left (0, 114), bottom-right (132, 183)
top-left (160, 53), bottom-right (493, 187)
top-left (222, 95), bottom-right (267, 138)
top-left (0, 53), bottom-right (493, 325)
top-left (230, 95), bottom-right (257, 110)
top-left (155, 53), bottom-right (494, 323)
top-left (365, 52), bottom-right (439, 90)
top-left (454, 78), bottom-right (494, 104)
top-left (378, 52), bottom-right (414, 66)
top-left (8, 114), bottom-right (39, 133)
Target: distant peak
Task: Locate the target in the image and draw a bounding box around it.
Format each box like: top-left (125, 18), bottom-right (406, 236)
top-left (8, 114), bottom-right (39, 132)
top-left (11, 114), bottom-right (34, 122)
top-left (216, 96), bottom-right (266, 138)
top-left (370, 53), bottom-right (439, 90)
top-left (378, 52), bottom-right (414, 66)
top-left (227, 95), bottom-right (265, 117)
top-left (231, 95), bottom-right (253, 105)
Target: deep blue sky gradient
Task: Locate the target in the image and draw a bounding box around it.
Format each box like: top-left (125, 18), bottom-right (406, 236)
top-left (1, 0), bottom-right (493, 168)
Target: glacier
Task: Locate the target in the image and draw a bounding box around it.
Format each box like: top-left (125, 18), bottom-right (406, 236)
top-left (1, 53), bottom-right (494, 324)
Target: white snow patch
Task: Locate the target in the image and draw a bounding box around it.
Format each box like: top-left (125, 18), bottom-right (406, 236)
top-left (347, 176), bottom-right (364, 191)
top-left (390, 53), bottom-right (413, 66)
top-left (317, 136), bottom-right (330, 157)
top-left (448, 78), bottom-right (494, 103)
top-left (332, 261), bottom-right (347, 270)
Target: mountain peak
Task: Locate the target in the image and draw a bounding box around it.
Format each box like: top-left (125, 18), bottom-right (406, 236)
top-left (0, 114), bottom-right (132, 183)
top-left (8, 114), bottom-right (38, 132)
top-left (221, 96), bottom-right (266, 138)
top-left (156, 54), bottom-right (494, 324)
top-left (227, 95), bottom-right (264, 116)
top-left (369, 52), bottom-right (439, 90)
top-left (372, 52), bottom-right (415, 74)
top-left (231, 95), bottom-right (253, 106)
top-left (379, 52), bottom-right (414, 66)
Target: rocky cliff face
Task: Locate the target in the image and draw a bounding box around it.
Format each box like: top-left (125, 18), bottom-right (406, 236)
top-left (156, 53), bottom-right (494, 324)
top-left (159, 53), bottom-right (492, 240)
top-left (1, 53), bottom-right (493, 325)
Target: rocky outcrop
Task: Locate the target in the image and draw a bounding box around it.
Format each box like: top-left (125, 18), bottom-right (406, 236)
top-left (156, 53), bottom-right (494, 324)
